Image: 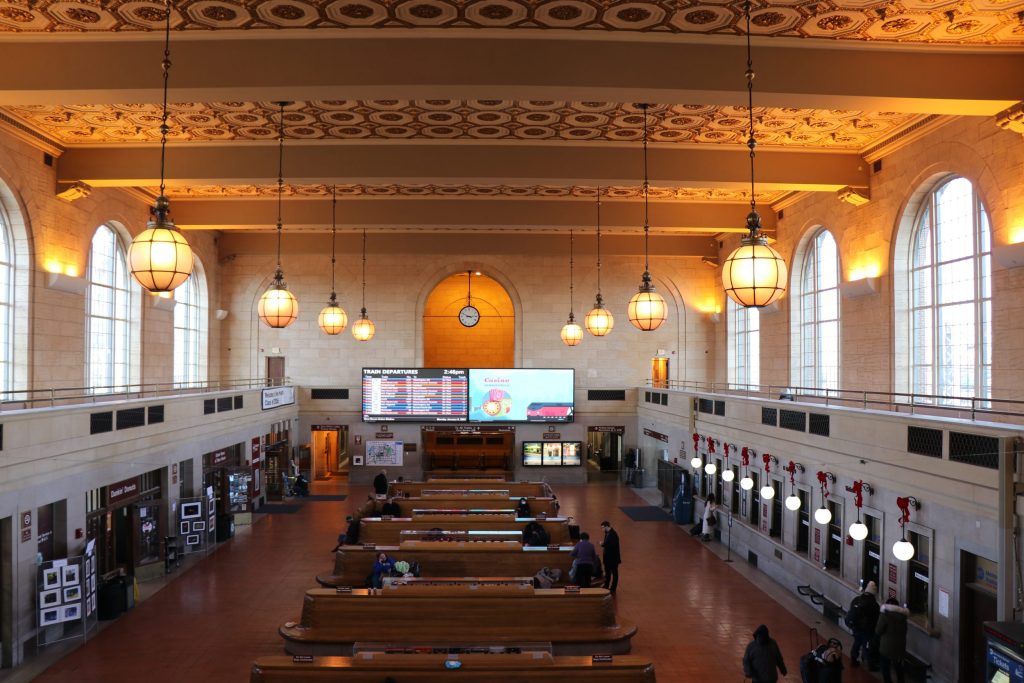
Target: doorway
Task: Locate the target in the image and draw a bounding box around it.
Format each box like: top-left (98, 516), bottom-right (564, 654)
top-left (1, 515), bottom-right (11, 668)
top-left (959, 552), bottom-right (998, 683)
top-left (266, 356), bottom-right (285, 385)
top-left (651, 356), bottom-right (669, 388)
top-left (586, 427), bottom-right (624, 482)
top-left (312, 426), bottom-right (347, 479)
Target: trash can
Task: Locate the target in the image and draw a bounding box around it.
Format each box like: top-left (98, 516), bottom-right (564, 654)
top-left (216, 513), bottom-right (235, 542)
top-left (672, 485), bottom-right (694, 525)
top-left (97, 575), bottom-right (131, 620)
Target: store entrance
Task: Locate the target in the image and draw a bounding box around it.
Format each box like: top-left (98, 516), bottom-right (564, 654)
top-left (586, 427), bottom-right (624, 483)
top-left (311, 425), bottom-right (347, 479)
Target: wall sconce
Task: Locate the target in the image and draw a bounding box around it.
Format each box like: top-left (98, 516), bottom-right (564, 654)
top-left (814, 471), bottom-right (835, 524)
top-left (836, 186), bottom-right (870, 206)
top-left (784, 461), bottom-right (804, 510)
top-left (45, 271), bottom-right (87, 296)
top-left (992, 241), bottom-right (1024, 269)
top-left (893, 496), bottom-right (921, 561)
top-left (760, 454), bottom-right (778, 499)
top-left (845, 480), bottom-right (875, 540)
top-left (838, 277), bottom-right (879, 298)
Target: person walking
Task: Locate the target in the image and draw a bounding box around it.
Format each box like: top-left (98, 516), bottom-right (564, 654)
top-left (847, 581), bottom-right (881, 668)
top-left (875, 598), bottom-right (909, 683)
top-left (372, 469), bottom-right (389, 496)
top-left (600, 520), bottom-right (621, 593)
top-left (743, 624), bottom-right (788, 683)
top-left (701, 493), bottom-right (719, 541)
top-left (570, 531), bottom-right (598, 587)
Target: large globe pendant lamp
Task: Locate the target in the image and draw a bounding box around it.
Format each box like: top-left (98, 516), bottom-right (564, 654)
top-left (127, 0), bottom-right (194, 293)
top-left (627, 104), bottom-right (667, 331)
top-left (258, 102), bottom-right (299, 329)
top-left (585, 190), bottom-right (614, 336)
top-left (721, 2), bottom-right (788, 309)
top-left (318, 186), bottom-right (348, 335)
top-left (351, 225), bottom-right (375, 342)
top-left (560, 228), bottom-right (583, 346)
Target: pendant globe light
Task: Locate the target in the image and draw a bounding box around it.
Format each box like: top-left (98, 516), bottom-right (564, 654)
top-left (784, 461), bottom-right (803, 511)
top-left (351, 225), bottom-right (375, 342)
top-left (258, 102), bottom-right (300, 329)
top-left (318, 186), bottom-right (348, 335)
top-left (721, 443), bottom-right (735, 482)
top-left (721, 2), bottom-right (788, 309)
top-left (814, 471), bottom-right (834, 525)
top-left (584, 189), bottom-right (614, 336)
top-left (627, 104), bottom-right (668, 331)
top-left (560, 228), bottom-right (583, 346)
top-left (127, 0), bottom-right (194, 293)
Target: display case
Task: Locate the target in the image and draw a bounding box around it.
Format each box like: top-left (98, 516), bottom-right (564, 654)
top-left (227, 470), bottom-right (252, 513)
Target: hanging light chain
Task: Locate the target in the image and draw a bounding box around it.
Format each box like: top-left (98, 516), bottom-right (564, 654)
top-left (641, 104), bottom-right (651, 272)
top-left (596, 188), bottom-right (602, 299)
top-left (569, 228), bottom-right (575, 317)
top-left (157, 0), bottom-right (172, 197)
top-left (361, 224), bottom-right (367, 311)
top-left (275, 101), bottom-right (285, 274)
top-left (745, 0), bottom-right (758, 219)
top-left (330, 184), bottom-right (337, 299)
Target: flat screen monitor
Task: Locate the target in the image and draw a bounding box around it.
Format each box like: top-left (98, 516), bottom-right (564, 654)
top-left (362, 368), bottom-right (468, 422)
top-left (522, 442), bottom-right (543, 466)
top-left (468, 368), bottom-right (574, 422)
top-left (561, 441), bottom-right (582, 466)
top-left (521, 441), bottom-right (583, 467)
top-left (542, 442), bottom-right (562, 465)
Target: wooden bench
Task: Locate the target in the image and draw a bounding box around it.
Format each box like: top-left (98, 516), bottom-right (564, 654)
top-left (279, 585), bottom-right (637, 656)
top-left (358, 517), bottom-right (571, 545)
top-left (391, 480), bottom-right (551, 497)
top-left (317, 542), bottom-right (575, 587)
top-left (251, 653), bottom-right (656, 682)
top-left (396, 496), bottom-right (560, 516)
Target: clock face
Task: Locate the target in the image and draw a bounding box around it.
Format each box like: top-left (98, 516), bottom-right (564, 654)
top-left (458, 305), bottom-right (480, 327)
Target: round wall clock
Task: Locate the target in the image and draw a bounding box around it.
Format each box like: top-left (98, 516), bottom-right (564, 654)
top-left (459, 305), bottom-right (480, 327)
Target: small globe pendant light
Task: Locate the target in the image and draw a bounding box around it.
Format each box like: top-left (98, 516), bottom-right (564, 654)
top-left (258, 101), bottom-right (299, 329)
top-left (627, 104), bottom-right (667, 331)
top-left (318, 186), bottom-right (348, 335)
top-left (351, 225), bottom-right (375, 342)
top-left (560, 228), bottom-right (583, 346)
top-left (127, 0), bottom-right (194, 293)
top-left (721, 2), bottom-right (788, 308)
top-left (585, 189), bottom-right (614, 336)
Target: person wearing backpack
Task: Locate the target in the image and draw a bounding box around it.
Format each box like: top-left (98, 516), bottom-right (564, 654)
top-left (875, 598), bottom-right (910, 683)
top-left (742, 624), bottom-right (787, 682)
top-left (847, 581), bottom-right (880, 669)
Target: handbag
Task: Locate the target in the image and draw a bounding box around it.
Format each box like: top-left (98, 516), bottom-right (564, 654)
top-left (707, 513), bottom-right (717, 527)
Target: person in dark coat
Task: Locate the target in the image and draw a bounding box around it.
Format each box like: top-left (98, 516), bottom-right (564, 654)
top-left (849, 580), bottom-right (880, 668)
top-left (331, 515), bottom-right (361, 551)
top-left (372, 469), bottom-right (389, 496)
top-left (569, 532), bottom-right (598, 587)
top-left (743, 624), bottom-right (788, 683)
top-left (380, 497), bottom-right (401, 517)
top-left (516, 497), bottom-right (532, 518)
top-left (600, 520), bottom-right (621, 593)
top-left (875, 598), bottom-right (909, 683)
top-left (812, 638), bottom-right (844, 683)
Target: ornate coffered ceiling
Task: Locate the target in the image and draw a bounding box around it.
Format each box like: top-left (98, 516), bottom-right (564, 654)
top-left (0, 0), bottom-right (1022, 45)
top-left (2, 100), bottom-right (921, 151)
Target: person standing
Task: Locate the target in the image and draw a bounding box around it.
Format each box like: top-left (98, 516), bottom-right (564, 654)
top-left (701, 493), bottom-right (719, 541)
top-left (875, 598), bottom-right (909, 683)
top-left (743, 624), bottom-right (788, 683)
top-left (600, 520), bottom-right (621, 593)
top-left (847, 581), bottom-right (881, 668)
top-left (372, 469), bottom-right (389, 496)
top-left (570, 531), bottom-right (598, 587)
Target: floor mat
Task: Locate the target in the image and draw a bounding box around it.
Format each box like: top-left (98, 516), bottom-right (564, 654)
top-left (306, 495), bottom-right (348, 501)
top-left (260, 504), bottom-right (302, 514)
top-left (619, 505), bottom-right (673, 522)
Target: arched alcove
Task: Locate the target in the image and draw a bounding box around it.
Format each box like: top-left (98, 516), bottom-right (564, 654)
top-left (423, 271), bottom-right (514, 368)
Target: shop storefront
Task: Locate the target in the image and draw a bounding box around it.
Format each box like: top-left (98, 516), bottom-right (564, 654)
top-left (84, 468), bottom-right (165, 581)
top-left (264, 419), bottom-right (292, 501)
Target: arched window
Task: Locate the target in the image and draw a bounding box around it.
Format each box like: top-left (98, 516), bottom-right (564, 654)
top-left (0, 211), bottom-right (13, 395)
top-left (795, 229), bottom-right (840, 392)
top-left (908, 176), bottom-right (991, 403)
top-left (727, 298), bottom-right (759, 389)
top-left (87, 225), bottom-right (132, 393)
top-left (173, 262), bottom-right (208, 388)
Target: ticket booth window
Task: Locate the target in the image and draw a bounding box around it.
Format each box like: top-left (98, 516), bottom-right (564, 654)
top-left (825, 500), bottom-right (842, 572)
top-left (749, 472), bottom-right (760, 527)
top-left (907, 530), bottom-right (931, 619)
top-left (769, 479), bottom-right (782, 539)
top-left (862, 514), bottom-right (881, 589)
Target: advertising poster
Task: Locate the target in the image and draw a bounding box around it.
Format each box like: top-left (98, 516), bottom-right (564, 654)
top-left (468, 369), bottom-right (574, 422)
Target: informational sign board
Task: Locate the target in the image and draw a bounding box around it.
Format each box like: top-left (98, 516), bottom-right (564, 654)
top-left (365, 440), bottom-right (404, 467)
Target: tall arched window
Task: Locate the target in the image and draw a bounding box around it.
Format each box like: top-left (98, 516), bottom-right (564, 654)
top-left (87, 225), bottom-right (132, 393)
top-left (796, 229), bottom-right (840, 391)
top-left (0, 211), bottom-right (13, 396)
top-left (909, 176), bottom-right (991, 403)
top-left (173, 262), bottom-right (208, 388)
top-left (727, 298), bottom-right (759, 389)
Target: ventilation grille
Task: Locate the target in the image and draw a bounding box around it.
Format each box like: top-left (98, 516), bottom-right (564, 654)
top-left (809, 413), bottom-right (830, 437)
top-left (698, 398), bottom-right (714, 414)
top-left (949, 432), bottom-right (999, 469)
top-left (713, 400), bottom-right (725, 416)
top-left (645, 391), bottom-right (667, 405)
top-left (311, 388), bottom-right (350, 400)
top-left (91, 412), bottom-right (113, 435)
top-left (203, 399), bottom-right (215, 415)
top-left (761, 407), bottom-right (778, 426)
top-left (660, 393), bottom-right (668, 406)
top-left (116, 407), bottom-right (146, 430)
top-left (216, 397), bottom-right (233, 412)
top-left (233, 395), bottom-right (243, 410)
top-left (587, 389), bottom-right (626, 401)
top-left (779, 409), bottom-right (807, 432)
top-left (147, 405), bottom-right (164, 424)
top-left (907, 426), bottom-right (942, 458)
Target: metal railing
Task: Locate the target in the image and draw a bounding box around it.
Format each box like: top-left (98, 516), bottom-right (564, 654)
top-left (0, 376), bottom-right (291, 412)
top-left (645, 379), bottom-right (1024, 422)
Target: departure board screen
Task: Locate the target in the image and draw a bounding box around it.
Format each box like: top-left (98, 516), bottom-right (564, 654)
top-left (362, 368), bottom-right (468, 422)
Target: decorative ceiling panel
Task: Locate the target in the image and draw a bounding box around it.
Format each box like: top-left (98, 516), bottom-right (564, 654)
top-left (158, 182), bottom-right (787, 203)
top-left (2, 100), bottom-right (920, 150)
top-left (0, 0), bottom-right (1021, 44)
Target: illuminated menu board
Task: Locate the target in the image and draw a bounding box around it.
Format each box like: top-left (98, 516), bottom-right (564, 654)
top-left (362, 368), bottom-right (468, 422)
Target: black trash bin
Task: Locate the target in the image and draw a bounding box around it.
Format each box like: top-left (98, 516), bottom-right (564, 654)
top-left (216, 513), bottom-right (235, 542)
top-left (97, 576), bottom-right (129, 620)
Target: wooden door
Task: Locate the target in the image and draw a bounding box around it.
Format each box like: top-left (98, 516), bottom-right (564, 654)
top-left (266, 356), bottom-right (285, 385)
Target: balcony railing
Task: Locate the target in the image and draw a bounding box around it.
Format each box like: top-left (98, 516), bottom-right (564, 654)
top-left (0, 377), bottom-right (291, 411)
top-left (645, 379), bottom-right (1024, 422)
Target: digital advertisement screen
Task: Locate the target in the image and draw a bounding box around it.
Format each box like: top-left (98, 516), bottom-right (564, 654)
top-left (468, 369), bottom-right (574, 422)
top-left (362, 368), bottom-right (468, 422)
top-left (521, 441), bottom-right (583, 467)
top-left (562, 442), bottom-right (582, 466)
top-left (542, 442), bottom-right (562, 465)
top-left (523, 442), bottom-right (543, 467)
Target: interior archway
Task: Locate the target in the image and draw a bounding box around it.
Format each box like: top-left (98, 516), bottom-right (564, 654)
top-left (423, 271), bottom-right (514, 368)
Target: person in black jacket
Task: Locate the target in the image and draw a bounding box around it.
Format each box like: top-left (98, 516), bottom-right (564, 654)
top-left (516, 497), bottom-right (532, 518)
top-left (600, 520), bottom-right (621, 593)
top-left (380, 497), bottom-right (401, 517)
top-left (743, 624), bottom-right (788, 683)
top-left (848, 581), bottom-right (881, 668)
top-left (372, 469), bottom-right (389, 496)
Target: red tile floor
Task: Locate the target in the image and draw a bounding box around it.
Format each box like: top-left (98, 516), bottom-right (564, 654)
top-left (31, 479), bottom-right (883, 682)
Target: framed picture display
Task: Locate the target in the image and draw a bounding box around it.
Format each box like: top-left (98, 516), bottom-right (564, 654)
top-left (40, 607), bottom-right (60, 626)
top-left (60, 565), bottom-right (79, 587)
top-left (186, 534), bottom-right (200, 545)
top-left (61, 604), bottom-right (80, 622)
top-left (63, 586), bottom-right (81, 603)
top-left (89, 574), bottom-right (96, 592)
top-left (180, 521), bottom-right (190, 534)
top-left (192, 521), bottom-right (205, 532)
top-left (181, 502), bottom-right (202, 519)
top-left (40, 589), bottom-right (60, 607)
top-left (42, 568), bottom-right (60, 590)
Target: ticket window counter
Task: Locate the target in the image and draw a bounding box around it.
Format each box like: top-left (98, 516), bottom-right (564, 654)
top-left (984, 622), bottom-right (1024, 683)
